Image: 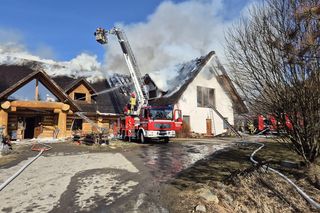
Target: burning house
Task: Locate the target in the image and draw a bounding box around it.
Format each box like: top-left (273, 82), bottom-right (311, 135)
top-left (0, 50), bottom-right (246, 140)
top-left (149, 51), bottom-right (247, 136)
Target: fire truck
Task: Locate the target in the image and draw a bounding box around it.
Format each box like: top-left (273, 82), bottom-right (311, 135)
top-left (94, 27), bottom-right (182, 143)
top-left (253, 114), bottom-right (293, 134)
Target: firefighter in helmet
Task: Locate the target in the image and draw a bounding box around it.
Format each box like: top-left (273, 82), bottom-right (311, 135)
top-left (130, 93), bottom-right (136, 113)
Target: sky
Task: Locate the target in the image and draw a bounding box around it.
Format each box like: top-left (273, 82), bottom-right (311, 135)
top-left (0, 0), bottom-right (256, 86)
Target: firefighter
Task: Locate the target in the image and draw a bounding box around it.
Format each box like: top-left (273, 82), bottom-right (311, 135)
top-left (124, 103), bottom-right (131, 114)
top-left (130, 93), bottom-right (136, 113)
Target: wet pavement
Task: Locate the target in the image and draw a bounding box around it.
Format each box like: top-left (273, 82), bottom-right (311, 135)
top-left (0, 139), bottom-right (231, 213)
top-left (105, 140), bottom-right (229, 213)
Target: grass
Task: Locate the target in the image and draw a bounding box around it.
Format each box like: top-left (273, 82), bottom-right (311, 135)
top-left (163, 138), bottom-right (320, 213)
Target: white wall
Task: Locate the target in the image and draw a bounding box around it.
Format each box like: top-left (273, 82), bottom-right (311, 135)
top-left (176, 65), bottom-right (234, 135)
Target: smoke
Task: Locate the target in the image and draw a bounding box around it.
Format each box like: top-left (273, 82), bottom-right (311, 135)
top-left (104, 0), bottom-right (235, 90)
top-left (0, 0), bottom-right (255, 87)
top-left (0, 27), bottom-right (104, 82)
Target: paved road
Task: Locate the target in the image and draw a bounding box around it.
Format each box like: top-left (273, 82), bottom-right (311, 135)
top-left (0, 139), bottom-right (231, 213)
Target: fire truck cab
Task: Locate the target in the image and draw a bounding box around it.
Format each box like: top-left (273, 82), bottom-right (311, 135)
top-left (121, 105), bottom-right (182, 143)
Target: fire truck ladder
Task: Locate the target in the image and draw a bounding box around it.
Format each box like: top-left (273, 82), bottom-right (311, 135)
top-left (117, 30), bottom-right (146, 96)
top-left (95, 27), bottom-right (148, 111)
top-left (210, 106), bottom-right (242, 138)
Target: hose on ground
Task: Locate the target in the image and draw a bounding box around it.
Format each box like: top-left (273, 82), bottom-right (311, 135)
top-left (0, 143), bottom-right (52, 192)
top-left (247, 141), bottom-right (320, 209)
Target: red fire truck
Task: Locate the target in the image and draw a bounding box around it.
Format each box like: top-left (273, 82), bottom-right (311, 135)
top-left (254, 114), bottom-right (293, 133)
top-left (95, 27), bottom-right (182, 142)
top-left (121, 105), bottom-right (182, 143)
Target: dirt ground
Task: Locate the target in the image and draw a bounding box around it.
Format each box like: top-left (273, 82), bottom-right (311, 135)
top-left (0, 138), bottom-right (230, 213)
top-left (1, 137), bottom-right (319, 212)
top-left (162, 137), bottom-right (320, 213)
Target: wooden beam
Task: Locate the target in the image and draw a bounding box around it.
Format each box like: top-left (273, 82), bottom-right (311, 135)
top-left (0, 109), bottom-right (8, 136)
top-left (57, 111), bottom-right (67, 138)
top-left (62, 104), bottom-right (70, 112)
top-left (11, 101), bottom-right (65, 110)
top-left (1, 101), bottom-right (11, 110)
top-left (35, 79), bottom-right (39, 101)
top-left (54, 109), bottom-right (62, 114)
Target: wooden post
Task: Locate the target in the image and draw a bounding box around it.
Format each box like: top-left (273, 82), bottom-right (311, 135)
top-left (0, 109), bottom-right (8, 136)
top-left (57, 111), bottom-right (67, 138)
top-left (35, 79), bottom-right (39, 101)
top-left (97, 117), bottom-right (103, 128)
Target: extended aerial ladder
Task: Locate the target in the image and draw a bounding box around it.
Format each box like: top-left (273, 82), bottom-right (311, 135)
top-left (94, 27), bottom-right (148, 113)
top-left (209, 53), bottom-right (242, 138)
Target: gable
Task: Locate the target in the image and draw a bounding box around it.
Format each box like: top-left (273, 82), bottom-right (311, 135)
top-left (0, 66), bottom-right (79, 111)
top-left (68, 83), bottom-right (93, 103)
top-left (149, 51), bottom-right (215, 106)
top-left (182, 65), bottom-right (233, 108)
top-left (0, 65), bottom-right (36, 97)
top-left (8, 79), bottom-right (58, 102)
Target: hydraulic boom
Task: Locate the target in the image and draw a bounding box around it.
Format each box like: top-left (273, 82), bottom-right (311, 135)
top-left (94, 27), bottom-right (148, 112)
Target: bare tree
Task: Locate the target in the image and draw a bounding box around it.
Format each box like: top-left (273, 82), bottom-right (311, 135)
top-left (226, 0), bottom-right (320, 164)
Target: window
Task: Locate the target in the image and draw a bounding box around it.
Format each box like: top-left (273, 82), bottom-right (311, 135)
top-left (8, 79), bottom-right (58, 101)
top-left (197, 86), bottom-right (215, 108)
top-left (150, 109), bottom-right (173, 120)
top-left (72, 119), bottom-right (83, 130)
top-left (183, 115), bottom-right (190, 126)
top-left (223, 117), bottom-right (228, 129)
top-left (74, 92), bottom-right (86, 101)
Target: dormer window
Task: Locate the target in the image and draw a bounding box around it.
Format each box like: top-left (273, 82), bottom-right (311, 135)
top-left (74, 92), bottom-right (86, 101)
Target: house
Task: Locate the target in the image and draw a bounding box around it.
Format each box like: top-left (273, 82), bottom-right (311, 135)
top-left (0, 64), bottom-right (128, 140)
top-left (0, 51), bottom-right (246, 139)
top-left (149, 51), bottom-right (247, 136)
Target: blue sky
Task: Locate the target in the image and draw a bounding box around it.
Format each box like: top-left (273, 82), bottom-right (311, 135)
top-left (0, 0), bottom-right (251, 62)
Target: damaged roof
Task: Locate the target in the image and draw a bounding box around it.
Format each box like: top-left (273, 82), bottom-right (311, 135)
top-left (149, 51), bottom-right (214, 105)
top-left (149, 51), bottom-right (248, 113)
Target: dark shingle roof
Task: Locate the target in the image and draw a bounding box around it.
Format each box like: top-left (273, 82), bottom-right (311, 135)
top-left (90, 80), bottom-right (128, 114)
top-left (51, 76), bottom-right (76, 91)
top-left (0, 65), bottom-right (80, 110)
top-left (53, 76), bottom-right (128, 114)
top-left (0, 65), bottom-right (36, 95)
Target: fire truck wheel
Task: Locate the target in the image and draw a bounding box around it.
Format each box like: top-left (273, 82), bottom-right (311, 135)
top-left (121, 130), bottom-right (127, 141)
top-left (140, 132), bottom-right (145, 143)
top-left (163, 138), bottom-right (169, 143)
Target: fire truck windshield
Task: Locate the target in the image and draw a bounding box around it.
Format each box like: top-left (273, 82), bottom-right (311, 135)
top-left (150, 109), bottom-right (173, 120)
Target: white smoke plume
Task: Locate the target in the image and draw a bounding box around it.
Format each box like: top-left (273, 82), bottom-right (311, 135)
top-left (0, 0), bottom-right (255, 87)
top-left (0, 28), bottom-right (104, 83)
top-left (104, 0), bottom-right (238, 90)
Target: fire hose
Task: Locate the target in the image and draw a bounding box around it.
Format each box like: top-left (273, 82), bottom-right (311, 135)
top-left (247, 141), bottom-right (320, 209)
top-left (0, 143), bottom-right (52, 191)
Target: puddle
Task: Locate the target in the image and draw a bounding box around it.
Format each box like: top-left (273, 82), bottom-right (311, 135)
top-left (139, 143), bottom-right (227, 182)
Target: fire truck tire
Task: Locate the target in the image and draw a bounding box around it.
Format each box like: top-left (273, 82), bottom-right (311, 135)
top-left (139, 132), bottom-right (146, 143)
top-left (163, 137), bottom-right (169, 143)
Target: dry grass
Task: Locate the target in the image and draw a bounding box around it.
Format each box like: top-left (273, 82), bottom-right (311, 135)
top-left (163, 140), bottom-right (320, 213)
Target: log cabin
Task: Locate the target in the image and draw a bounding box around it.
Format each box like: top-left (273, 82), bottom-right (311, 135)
top-left (0, 65), bottom-right (128, 140)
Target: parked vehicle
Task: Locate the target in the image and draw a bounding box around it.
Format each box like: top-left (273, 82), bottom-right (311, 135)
top-left (252, 114), bottom-right (293, 134)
